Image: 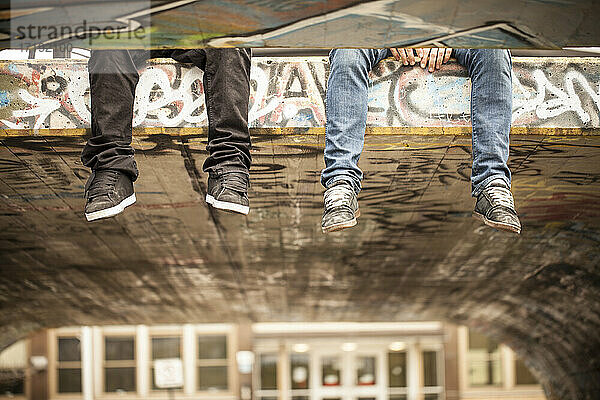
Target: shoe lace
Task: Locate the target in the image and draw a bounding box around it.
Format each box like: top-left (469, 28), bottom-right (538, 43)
top-left (487, 185), bottom-right (515, 209)
top-left (221, 172), bottom-right (248, 193)
top-left (87, 170), bottom-right (119, 199)
top-left (324, 184), bottom-right (354, 211)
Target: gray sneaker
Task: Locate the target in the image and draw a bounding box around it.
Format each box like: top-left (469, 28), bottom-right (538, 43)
top-left (205, 171), bottom-right (250, 215)
top-left (473, 178), bottom-right (521, 234)
top-left (84, 170), bottom-right (136, 221)
top-left (322, 180), bottom-right (360, 233)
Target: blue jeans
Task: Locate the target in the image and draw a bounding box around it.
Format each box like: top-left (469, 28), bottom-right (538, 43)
top-left (321, 48), bottom-right (512, 197)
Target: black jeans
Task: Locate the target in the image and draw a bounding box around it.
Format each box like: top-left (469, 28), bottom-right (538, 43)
top-left (81, 48), bottom-right (252, 181)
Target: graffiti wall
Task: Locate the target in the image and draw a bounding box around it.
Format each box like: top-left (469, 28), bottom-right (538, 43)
top-left (0, 56), bottom-right (599, 133)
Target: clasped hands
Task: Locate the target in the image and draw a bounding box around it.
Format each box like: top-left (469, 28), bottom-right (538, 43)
top-left (389, 48), bottom-right (452, 72)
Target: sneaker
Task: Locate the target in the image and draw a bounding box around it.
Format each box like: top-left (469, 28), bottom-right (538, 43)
top-left (473, 178), bottom-right (521, 234)
top-left (322, 180), bottom-right (360, 233)
top-left (205, 171), bottom-right (250, 215)
top-left (84, 170), bottom-right (136, 221)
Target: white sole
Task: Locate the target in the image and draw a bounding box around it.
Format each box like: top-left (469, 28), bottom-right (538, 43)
top-left (322, 209), bottom-right (361, 233)
top-left (206, 194), bottom-right (249, 215)
top-left (85, 194), bottom-right (136, 222)
top-left (473, 211), bottom-right (521, 234)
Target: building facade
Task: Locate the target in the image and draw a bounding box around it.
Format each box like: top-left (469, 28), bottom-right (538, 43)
top-left (0, 323), bottom-right (545, 400)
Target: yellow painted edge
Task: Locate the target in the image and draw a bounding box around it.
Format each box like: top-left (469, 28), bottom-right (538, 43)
top-left (131, 127), bottom-right (208, 135)
top-left (1, 126), bottom-right (599, 137)
top-left (0, 128), bottom-right (89, 136)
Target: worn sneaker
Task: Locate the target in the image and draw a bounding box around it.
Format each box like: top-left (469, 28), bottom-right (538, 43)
top-left (84, 170), bottom-right (136, 221)
top-left (322, 180), bottom-right (360, 233)
top-left (473, 178), bottom-right (521, 234)
top-left (205, 171), bottom-right (250, 215)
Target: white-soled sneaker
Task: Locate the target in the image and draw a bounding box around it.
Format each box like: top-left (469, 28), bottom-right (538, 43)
top-left (473, 178), bottom-right (521, 234)
top-left (84, 170), bottom-right (136, 221)
top-left (321, 180), bottom-right (359, 233)
top-left (205, 171), bottom-right (250, 215)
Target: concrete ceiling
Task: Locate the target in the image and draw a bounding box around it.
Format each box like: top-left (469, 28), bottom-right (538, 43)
top-left (0, 133), bottom-right (599, 399)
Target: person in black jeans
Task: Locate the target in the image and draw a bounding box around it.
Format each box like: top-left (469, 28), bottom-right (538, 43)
top-left (81, 48), bottom-right (252, 221)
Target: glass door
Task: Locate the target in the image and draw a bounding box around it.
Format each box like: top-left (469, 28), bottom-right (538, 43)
top-left (351, 351), bottom-right (385, 400)
top-left (316, 352), bottom-right (345, 399)
top-left (311, 346), bottom-right (386, 400)
top-left (254, 337), bottom-right (445, 400)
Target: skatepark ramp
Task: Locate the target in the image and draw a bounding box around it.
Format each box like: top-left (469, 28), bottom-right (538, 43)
top-left (0, 57), bottom-right (599, 399)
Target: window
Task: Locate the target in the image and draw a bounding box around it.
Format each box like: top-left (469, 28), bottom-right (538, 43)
top-left (423, 351), bottom-right (437, 387)
top-left (198, 335), bottom-right (227, 360)
top-left (0, 370), bottom-right (24, 396)
top-left (388, 352), bottom-right (406, 388)
top-left (422, 350), bottom-right (443, 400)
top-left (0, 340), bottom-right (27, 397)
top-left (356, 356), bottom-right (376, 386)
top-left (290, 353), bottom-right (310, 399)
top-left (255, 352), bottom-right (278, 400)
top-left (197, 335), bottom-right (228, 391)
top-left (57, 337), bottom-right (82, 393)
top-left (515, 357), bottom-right (538, 385)
top-left (388, 350), bottom-right (409, 400)
top-left (151, 336), bottom-right (181, 390)
top-left (104, 336), bottom-right (136, 392)
top-left (322, 356), bottom-right (341, 386)
top-left (467, 330), bottom-right (502, 386)
top-left (260, 354), bottom-right (278, 390)
top-left (291, 353), bottom-right (309, 389)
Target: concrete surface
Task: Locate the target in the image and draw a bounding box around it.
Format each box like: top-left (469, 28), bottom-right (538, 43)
top-left (1, 55), bottom-right (600, 399)
top-left (0, 132), bottom-right (599, 399)
top-left (1, 57), bottom-right (599, 135)
top-left (3, 0), bottom-right (600, 49)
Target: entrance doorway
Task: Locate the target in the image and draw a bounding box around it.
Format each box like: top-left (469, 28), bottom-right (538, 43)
top-left (254, 337), bottom-right (444, 400)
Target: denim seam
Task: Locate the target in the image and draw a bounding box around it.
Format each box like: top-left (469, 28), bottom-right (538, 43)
top-left (205, 72), bottom-right (214, 141)
top-left (204, 68), bottom-right (221, 173)
top-left (471, 60), bottom-right (479, 197)
top-left (321, 53), bottom-right (331, 190)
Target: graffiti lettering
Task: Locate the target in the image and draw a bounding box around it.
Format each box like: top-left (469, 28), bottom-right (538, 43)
top-left (0, 58), bottom-right (598, 131)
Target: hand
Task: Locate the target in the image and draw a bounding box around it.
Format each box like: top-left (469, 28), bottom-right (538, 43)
top-left (417, 48), bottom-right (452, 72)
top-left (390, 48), bottom-right (421, 66)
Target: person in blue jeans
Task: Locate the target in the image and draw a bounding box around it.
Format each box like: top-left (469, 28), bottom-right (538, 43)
top-left (321, 48), bottom-right (521, 234)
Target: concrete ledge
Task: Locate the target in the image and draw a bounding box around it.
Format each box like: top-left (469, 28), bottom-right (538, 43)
top-left (0, 56), bottom-right (599, 136)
